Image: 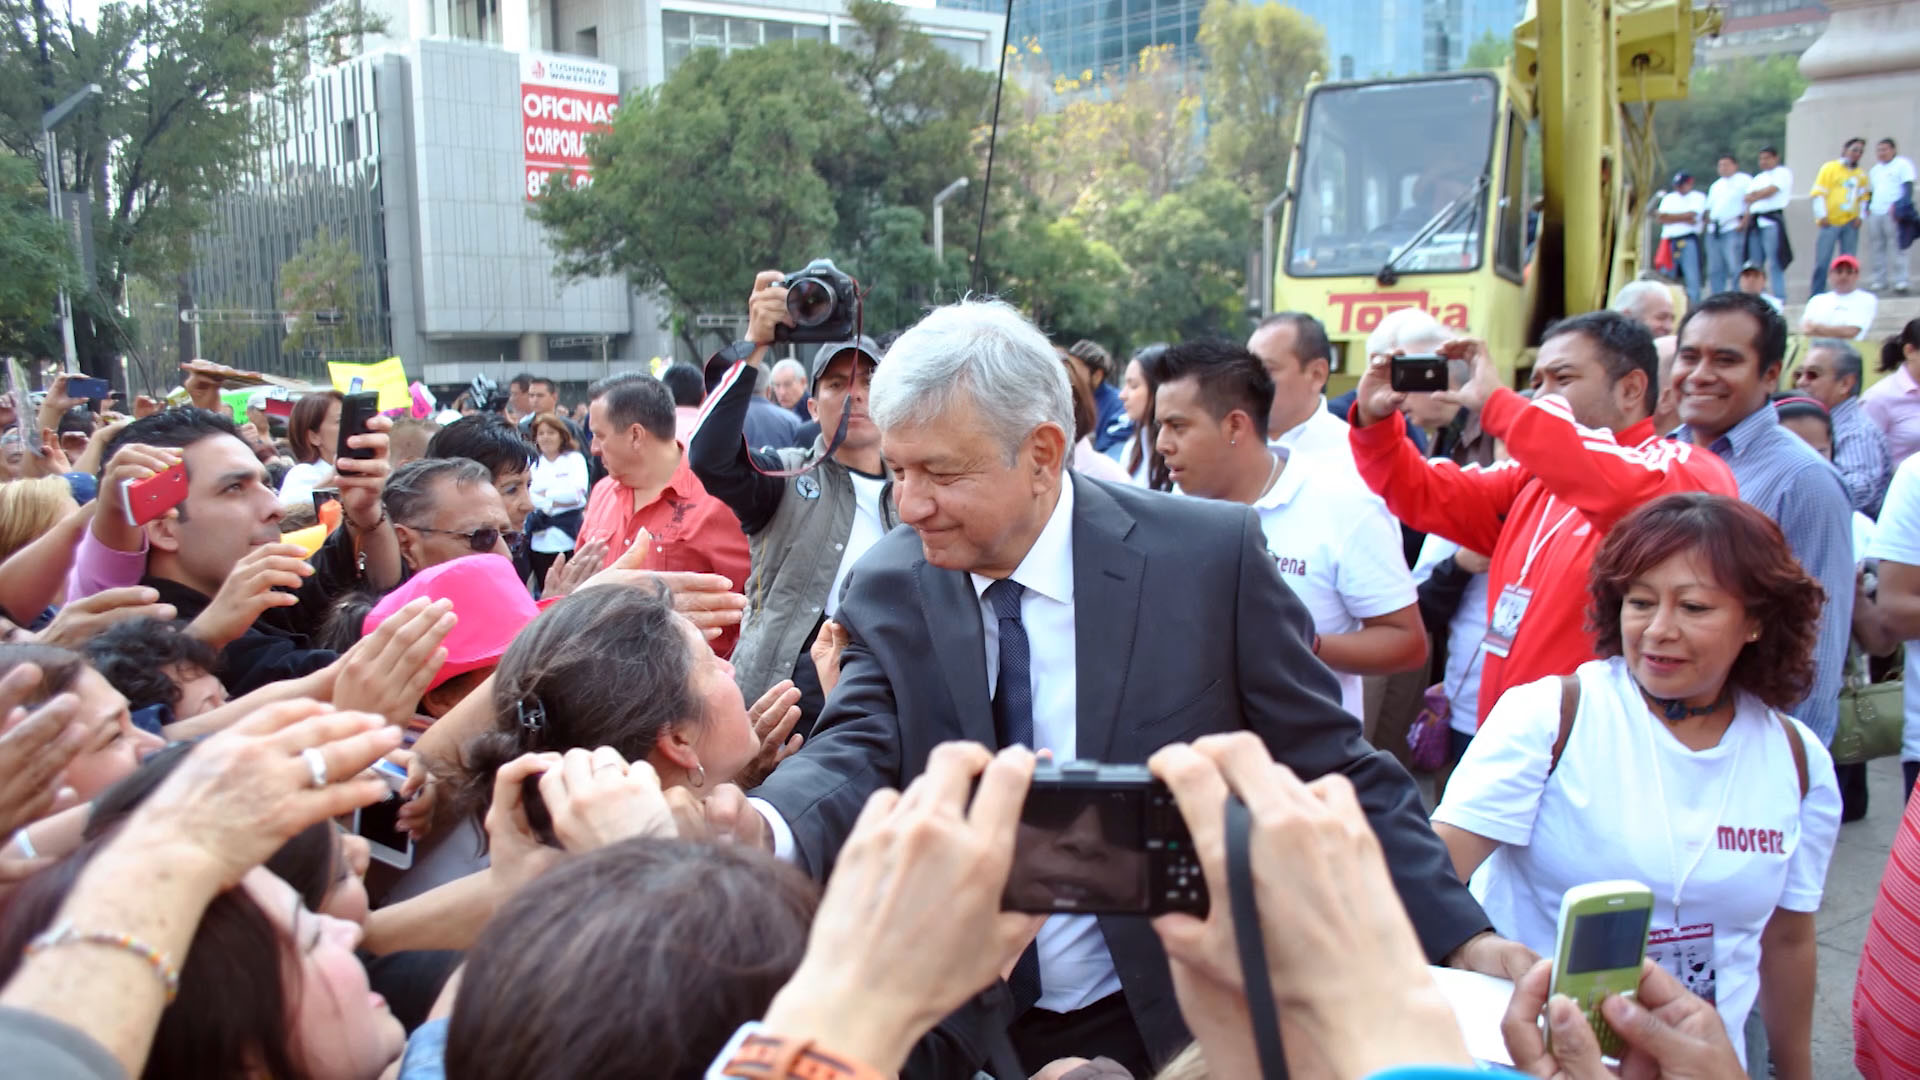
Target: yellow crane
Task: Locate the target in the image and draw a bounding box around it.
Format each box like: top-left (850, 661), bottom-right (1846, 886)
top-left (1272, 0), bottom-right (1723, 378)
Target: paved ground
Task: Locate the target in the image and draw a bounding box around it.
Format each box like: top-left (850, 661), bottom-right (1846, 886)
top-left (1811, 756), bottom-right (1906, 1079)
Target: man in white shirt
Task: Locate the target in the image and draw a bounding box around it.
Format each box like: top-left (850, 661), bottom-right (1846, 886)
top-left (1744, 145), bottom-right (1793, 301)
top-left (1801, 254), bottom-right (1879, 341)
top-left (1867, 137), bottom-right (1916, 294)
top-left (1706, 153), bottom-right (1753, 294)
top-left (1153, 338), bottom-right (1427, 719)
top-left (1246, 310), bottom-right (1353, 465)
top-left (1656, 172), bottom-right (1709, 303)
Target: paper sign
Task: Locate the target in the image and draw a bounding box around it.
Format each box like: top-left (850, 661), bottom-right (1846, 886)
top-left (327, 357), bottom-right (411, 413)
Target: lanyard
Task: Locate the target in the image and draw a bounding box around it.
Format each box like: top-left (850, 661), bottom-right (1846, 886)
top-left (1518, 497), bottom-right (1580, 586)
top-left (1643, 709), bottom-right (1745, 926)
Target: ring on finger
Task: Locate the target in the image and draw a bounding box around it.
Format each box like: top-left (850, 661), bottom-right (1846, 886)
top-left (301, 746), bottom-right (329, 789)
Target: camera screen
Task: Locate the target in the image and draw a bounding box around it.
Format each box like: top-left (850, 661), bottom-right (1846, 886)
top-left (1004, 788), bottom-right (1148, 911)
top-left (1565, 907), bottom-right (1651, 974)
top-left (356, 789), bottom-right (410, 855)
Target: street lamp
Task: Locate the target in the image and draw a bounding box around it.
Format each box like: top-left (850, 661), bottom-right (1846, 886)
top-left (932, 177), bottom-right (970, 265)
top-left (43, 83), bottom-right (103, 374)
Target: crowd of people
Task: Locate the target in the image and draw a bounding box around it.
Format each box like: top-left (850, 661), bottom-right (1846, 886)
top-left (0, 259), bottom-right (1918, 1080)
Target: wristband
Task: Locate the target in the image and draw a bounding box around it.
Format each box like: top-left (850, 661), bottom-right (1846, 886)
top-left (705, 1022), bottom-right (888, 1080)
top-left (25, 919), bottom-right (180, 1003)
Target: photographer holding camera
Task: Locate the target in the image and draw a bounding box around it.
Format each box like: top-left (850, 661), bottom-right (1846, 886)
top-left (689, 267), bottom-right (893, 728)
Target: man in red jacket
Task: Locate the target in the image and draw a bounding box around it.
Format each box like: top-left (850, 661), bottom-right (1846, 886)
top-left (1348, 309), bottom-right (1737, 727)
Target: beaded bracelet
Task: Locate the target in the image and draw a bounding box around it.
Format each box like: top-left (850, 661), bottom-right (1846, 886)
top-left (25, 920), bottom-right (180, 1004)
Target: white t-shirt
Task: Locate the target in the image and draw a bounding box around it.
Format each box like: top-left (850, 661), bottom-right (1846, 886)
top-left (1413, 534), bottom-right (1491, 735)
top-left (529, 451), bottom-right (590, 554)
top-left (1802, 289), bottom-right (1879, 341)
top-left (1866, 453), bottom-right (1920, 763)
top-left (277, 460), bottom-right (333, 508)
top-left (1749, 165), bottom-right (1793, 215)
top-left (1869, 155), bottom-right (1917, 216)
top-left (1253, 447), bottom-right (1417, 718)
top-left (1658, 190), bottom-right (1707, 238)
top-left (1275, 397), bottom-right (1360, 474)
top-left (1433, 657), bottom-right (1842, 1063)
top-left (823, 470), bottom-right (888, 618)
top-left (1706, 173), bottom-right (1751, 228)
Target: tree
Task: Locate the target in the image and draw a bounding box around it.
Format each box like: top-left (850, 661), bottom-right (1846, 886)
top-left (0, 0), bottom-right (382, 376)
top-left (1106, 177), bottom-right (1253, 345)
top-left (1464, 30), bottom-right (1511, 71)
top-left (1653, 55), bottom-right (1805, 187)
top-left (0, 151), bottom-right (76, 357)
top-left (279, 227), bottom-right (363, 354)
top-left (1197, 0), bottom-right (1326, 205)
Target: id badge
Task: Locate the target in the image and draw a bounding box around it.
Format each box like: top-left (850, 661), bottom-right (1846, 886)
top-left (1481, 584), bottom-right (1533, 658)
top-left (1646, 924), bottom-right (1716, 1004)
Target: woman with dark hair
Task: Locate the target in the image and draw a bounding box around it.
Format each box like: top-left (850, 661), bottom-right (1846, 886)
top-left (1121, 344), bottom-right (1171, 490)
top-left (1431, 493), bottom-right (1841, 1080)
top-left (446, 838), bottom-right (816, 1079)
top-left (279, 390), bottom-right (344, 507)
top-left (1865, 316), bottom-right (1920, 467)
top-left (0, 643), bottom-right (163, 803)
top-left (1056, 349), bottom-right (1132, 484)
top-left (526, 412), bottom-right (588, 585)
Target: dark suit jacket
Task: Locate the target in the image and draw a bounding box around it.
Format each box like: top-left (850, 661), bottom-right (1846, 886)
top-left (753, 474), bottom-right (1489, 1072)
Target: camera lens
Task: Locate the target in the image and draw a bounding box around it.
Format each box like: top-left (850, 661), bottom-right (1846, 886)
top-left (786, 278), bottom-right (836, 328)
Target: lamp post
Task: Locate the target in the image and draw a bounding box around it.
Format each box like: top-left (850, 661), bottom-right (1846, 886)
top-left (42, 84), bottom-right (103, 374)
top-left (932, 177), bottom-right (970, 265)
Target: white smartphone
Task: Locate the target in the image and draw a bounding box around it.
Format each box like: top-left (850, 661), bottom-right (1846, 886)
top-left (353, 759), bottom-right (415, 870)
top-left (1548, 880), bottom-right (1655, 1059)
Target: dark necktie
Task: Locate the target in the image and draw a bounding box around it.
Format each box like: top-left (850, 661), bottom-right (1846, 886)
top-left (985, 578), bottom-right (1042, 1013)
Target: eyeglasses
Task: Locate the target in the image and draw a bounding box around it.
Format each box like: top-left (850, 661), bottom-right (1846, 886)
top-left (413, 526), bottom-right (523, 553)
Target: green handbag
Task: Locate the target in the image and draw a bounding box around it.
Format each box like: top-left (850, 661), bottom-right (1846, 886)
top-left (1831, 646), bottom-right (1904, 766)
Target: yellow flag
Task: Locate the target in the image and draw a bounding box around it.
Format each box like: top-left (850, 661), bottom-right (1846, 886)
top-left (327, 357), bottom-right (412, 412)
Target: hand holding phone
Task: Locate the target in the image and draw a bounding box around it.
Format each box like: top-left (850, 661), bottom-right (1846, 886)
top-left (1390, 353), bottom-right (1450, 393)
top-left (122, 462), bottom-right (190, 527)
top-left (1548, 880), bottom-right (1654, 1059)
top-left (355, 758), bottom-right (415, 870)
top-left (66, 377), bottom-right (112, 401)
top-left (336, 391), bottom-right (379, 461)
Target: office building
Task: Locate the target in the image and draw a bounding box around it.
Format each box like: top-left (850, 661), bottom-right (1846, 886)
top-left (1701, 0), bottom-right (1829, 63)
top-left (189, 0), bottom-right (1002, 393)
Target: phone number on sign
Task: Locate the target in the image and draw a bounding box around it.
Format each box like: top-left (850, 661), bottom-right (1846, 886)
top-left (525, 167), bottom-right (594, 199)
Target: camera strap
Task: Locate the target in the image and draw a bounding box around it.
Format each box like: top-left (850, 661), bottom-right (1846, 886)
top-left (1226, 794), bottom-right (1291, 1080)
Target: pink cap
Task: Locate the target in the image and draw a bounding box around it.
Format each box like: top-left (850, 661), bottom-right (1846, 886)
top-left (361, 554), bottom-right (538, 690)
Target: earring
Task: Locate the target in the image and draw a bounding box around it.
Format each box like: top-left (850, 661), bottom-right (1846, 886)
top-left (1747, 632), bottom-right (1759, 642)
top-left (690, 762), bottom-right (706, 789)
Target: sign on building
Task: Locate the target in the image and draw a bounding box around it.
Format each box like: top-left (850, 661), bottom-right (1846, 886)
top-left (520, 52), bottom-right (619, 201)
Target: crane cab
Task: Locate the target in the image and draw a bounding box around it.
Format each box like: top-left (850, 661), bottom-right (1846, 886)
top-left (1276, 71), bottom-right (1540, 382)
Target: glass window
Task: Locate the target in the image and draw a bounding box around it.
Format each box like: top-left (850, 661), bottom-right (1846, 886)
top-left (794, 24), bottom-right (826, 41)
top-left (728, 18), bottom-right (759, 45)
top-left (665, 40), bottom-right (692, 73)
top-left (1494, 110), bottom-right (1525, 277)
top-left (662, 12), bottom-right (689, 38)
top-left (692, 15), bottom-right (723, 43)
top-left (764, 22), bottom-right (793, 42)
top-left (1286, 76), bottom-right (1499, 278)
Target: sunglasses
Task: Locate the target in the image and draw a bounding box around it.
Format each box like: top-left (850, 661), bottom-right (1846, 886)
top-left (414, 526), bottom-right (524, 553)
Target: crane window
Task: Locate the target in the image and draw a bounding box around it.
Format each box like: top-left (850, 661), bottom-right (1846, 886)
top-left (1287, 76), bottom-right (1499, 279)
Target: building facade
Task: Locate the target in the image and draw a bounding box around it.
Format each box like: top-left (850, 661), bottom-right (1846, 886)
top-left (190, 0), bottom-right (1002, 394)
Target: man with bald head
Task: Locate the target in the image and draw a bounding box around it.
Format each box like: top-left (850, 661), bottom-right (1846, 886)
top-left (1611, 280), bottom-right (1677, 339)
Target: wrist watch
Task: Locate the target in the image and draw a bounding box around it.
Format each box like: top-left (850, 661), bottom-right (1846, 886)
top-left (704, 1022), bottom-right (888, 1080)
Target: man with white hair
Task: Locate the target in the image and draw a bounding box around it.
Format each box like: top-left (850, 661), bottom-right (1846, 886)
top-left (722, 298), bottom-right (1526, 1077)
top-left (1611, 279), bottom-right (1677, 338)
top-left (769, 357), bottom-right (809, 418)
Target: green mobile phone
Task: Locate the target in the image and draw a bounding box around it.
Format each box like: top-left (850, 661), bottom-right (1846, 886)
top-left (1548, 880), bottom-right (1654, 1059)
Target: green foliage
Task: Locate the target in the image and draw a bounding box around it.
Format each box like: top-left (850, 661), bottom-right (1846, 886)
top-left (1654, 56), bottom-right (1806, 186)
top-left (279, 227), bottom-right (363, 353)
top-left (0, 0), bottom-right (382, 373)
top-left (1464, 30), bottom-right (1511, 71)
top-left (1106, 178), bottom-right (1253, 345)
top-left (0, 151), bottom-right (77, 356)
top-left (1197, 0), bottom-right (1327, 205)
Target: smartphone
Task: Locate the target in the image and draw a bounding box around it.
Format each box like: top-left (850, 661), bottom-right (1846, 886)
top-left (1001, 761), bottom-right (1207, 917)
top-left (1548, 880), bottom-right (1655, 1059)
top-left (311, 487), bottom-right (341, 519)
top-left (336, 391), bottom-right (379, 461)
top-left (354, 759), bottom-right (415, 870)
top-left (122, 462), bottom-right (189, 527)
top-left (66, 377), bottom-right (112, 400)
top-left (1390, 353), bottom-right (1450, 393)
top-left (264, 388), bottom-right (296, 419)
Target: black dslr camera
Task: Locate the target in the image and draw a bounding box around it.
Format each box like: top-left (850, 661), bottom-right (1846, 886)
top-left (1002, 761), bottom-right (1208, 917)
top-left (775, 258), bottom-right (860, 345)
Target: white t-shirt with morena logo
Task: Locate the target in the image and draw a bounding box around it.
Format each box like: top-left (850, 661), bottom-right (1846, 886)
top-left (1433, 657), bottom-right (1841, 1062)
top-left (1252, 446), bottom-right (1417, 718)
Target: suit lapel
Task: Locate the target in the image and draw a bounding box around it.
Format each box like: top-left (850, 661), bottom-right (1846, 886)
top-left (1071, 476), bottom-right (1144, 761)
top-left (916, 559), bottom-right (999, 747)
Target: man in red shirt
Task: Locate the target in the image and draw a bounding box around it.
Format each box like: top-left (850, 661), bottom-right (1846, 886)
top-left (1348, 309), bottom-right (1737, 727)
top-left (582, 372), bottom-right (751, 655)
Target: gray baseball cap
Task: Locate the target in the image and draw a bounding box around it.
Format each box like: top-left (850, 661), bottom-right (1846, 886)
top-left (810, 335), bottom-right (882, 389)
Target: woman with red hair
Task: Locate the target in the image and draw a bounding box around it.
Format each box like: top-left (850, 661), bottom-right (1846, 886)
top-left (1431, 492), bottom-right (1841, 1080)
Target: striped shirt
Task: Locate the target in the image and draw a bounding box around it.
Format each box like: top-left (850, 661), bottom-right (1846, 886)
top-left (1674, 406), bottom-right (1854, 742)
top-left (1854, 788), bottom-right (1920, 1079)
top-left (1832, 396), bottom-right (1892, 516)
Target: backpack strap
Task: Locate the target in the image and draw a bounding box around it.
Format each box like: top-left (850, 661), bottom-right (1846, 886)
top-left (1771, 710), bottom-right (1810, 802)
top-left (1548, 674), bottom-right (1580, 775)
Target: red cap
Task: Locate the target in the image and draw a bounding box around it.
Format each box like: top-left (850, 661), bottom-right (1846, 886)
top-left (1831, 254), bottom-right (1860, 270)
top-left (362, 554), bottom-right (539, 690)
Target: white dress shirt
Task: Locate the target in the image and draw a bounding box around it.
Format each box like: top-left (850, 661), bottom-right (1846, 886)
top-left (1706, 173), bottom-right (1752, 228)
top-left (753, 479), bottom-right (1121, 1013)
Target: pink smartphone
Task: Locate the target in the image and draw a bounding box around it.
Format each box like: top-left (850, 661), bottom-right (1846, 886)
top-left (122, 463), bottom-right (188, 527)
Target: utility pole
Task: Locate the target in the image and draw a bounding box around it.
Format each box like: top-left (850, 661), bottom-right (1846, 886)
top-left (42, 83), bottom-right (102, 374)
